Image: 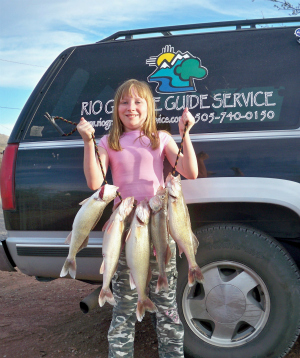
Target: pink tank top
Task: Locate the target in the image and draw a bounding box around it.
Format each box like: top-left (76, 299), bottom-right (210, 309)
top-left (99, 131), bottom-right (171, 204)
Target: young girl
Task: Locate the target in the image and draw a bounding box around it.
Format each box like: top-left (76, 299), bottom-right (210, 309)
top-left (77, 79), bottom-right (198, 358)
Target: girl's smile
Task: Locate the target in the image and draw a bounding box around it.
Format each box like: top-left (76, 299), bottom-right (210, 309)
top-left (118, 90), bottom-right (148, 132)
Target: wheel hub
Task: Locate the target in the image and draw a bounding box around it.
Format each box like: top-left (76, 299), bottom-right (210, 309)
top-left (206, 284), bottom-right (246, 323)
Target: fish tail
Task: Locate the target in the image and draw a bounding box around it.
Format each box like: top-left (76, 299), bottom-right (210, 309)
top-left (136, 298), bottom-right (157, 322)
top-left (156, 274), bottom-right (169, 293)
top-left (60, 258), bottom-right (76, 279)
top-left (98, 288), bottom-right (116, 307)
top-left (188, 265), bottom-right (204, 287)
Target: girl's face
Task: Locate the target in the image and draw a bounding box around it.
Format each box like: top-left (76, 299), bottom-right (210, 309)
top-left (118, 89), bottom-right (148, 132)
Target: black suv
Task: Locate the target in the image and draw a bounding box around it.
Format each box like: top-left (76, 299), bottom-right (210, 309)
top-left (1, 16), bottom-right (300, 358)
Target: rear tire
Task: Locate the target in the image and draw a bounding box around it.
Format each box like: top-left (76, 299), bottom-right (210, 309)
top-left (176, 224), bottom-right (300, 358)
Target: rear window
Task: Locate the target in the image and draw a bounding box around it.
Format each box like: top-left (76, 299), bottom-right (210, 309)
top-left (24, 25), bottom-right (300, 141)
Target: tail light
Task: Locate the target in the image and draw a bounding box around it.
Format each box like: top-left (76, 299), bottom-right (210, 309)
top-left (0, 143), bottom-right (19, 210)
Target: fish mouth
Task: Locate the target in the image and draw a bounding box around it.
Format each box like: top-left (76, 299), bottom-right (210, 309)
top-left (168, 191), bottom-right (178, 199)
top-left (137, 216), bottom-right (145, 225)
top-left (127, 196), bottom-right (135, 206)
top-left (149, 193), bottom-right (164, 212)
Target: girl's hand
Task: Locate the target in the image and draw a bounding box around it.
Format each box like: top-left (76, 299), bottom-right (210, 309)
top-left (179, 108), bottom-right (195, 137)
top-left (77, 117), bottom-right (95, 143)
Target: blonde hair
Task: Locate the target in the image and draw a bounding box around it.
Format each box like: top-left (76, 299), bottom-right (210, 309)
top-left (108, 79), bottom-right (159, 151)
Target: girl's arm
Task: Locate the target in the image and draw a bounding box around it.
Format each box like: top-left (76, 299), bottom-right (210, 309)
top-left (165, 108), bottom-right (198, 180)
top-left (77, 117), bottom-right (109, 190)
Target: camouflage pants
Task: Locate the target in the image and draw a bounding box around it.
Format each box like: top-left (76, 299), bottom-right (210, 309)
top-left (108, 237), bottom-right (184, 358)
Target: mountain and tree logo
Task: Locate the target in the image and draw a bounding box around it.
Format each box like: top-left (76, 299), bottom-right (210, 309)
top-left (146, 45), bottom-right (208, 93)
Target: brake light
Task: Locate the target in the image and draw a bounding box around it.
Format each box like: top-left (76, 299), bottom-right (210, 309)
top-left (0, 143), bottom-right (19, 210)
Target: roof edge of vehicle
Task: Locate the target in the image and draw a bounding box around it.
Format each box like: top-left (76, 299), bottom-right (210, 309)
top-left (99, 16), bottom-right (300, 42)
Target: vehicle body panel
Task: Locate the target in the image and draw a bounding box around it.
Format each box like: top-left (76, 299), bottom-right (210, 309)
top-left (1, 16), bottom-right (300, 279)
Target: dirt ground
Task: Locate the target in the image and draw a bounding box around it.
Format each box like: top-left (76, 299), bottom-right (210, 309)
top-left (0, 269), bottom-right (299, 358)
top-left (0, 269), bottom-right (159, 358)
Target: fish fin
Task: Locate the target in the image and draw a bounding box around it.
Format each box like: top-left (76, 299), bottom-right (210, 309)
top-left (125, 228), bottom-right (131, 242)
top-left (98, 288), bottom-right (116, 307)
top-left (129, 273), bottom-right (136, 290)
top-left (156, 274), bottom-right (169, 294)
top-left (167, 217), bottom-right (171, 238)
top-left (79, 197), bottom-right (89, 206)
top-left (99, 260), bottom-right (105, 274)
top-left (78, 236), bottom-right (89, 252)
top-left (136, 298), bottom-right (157, 322)
top-left (188, 265), bottom-right (204, 287)
top-left (176, 243), bottom-right (184, 257)
top-left (60, 258), bottom-right (76, 279)
top-left (192, 234), bottom-right (199, 254)
top-left (165, 244), bottom-right (172, 265)
top-left (64, 231), bottom-right (72, 245)
top-left (106, 220), bottom-right (115, 234)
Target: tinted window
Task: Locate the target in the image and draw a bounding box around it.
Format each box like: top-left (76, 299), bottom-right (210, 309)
top-left (24, 25), bottom-right (300, 141)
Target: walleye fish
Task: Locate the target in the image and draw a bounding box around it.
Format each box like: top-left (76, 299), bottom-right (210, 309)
top-left (165, 173), bottom-right (204, 286)
top-left (149, 187), bottom-right (172, 293)
top-left (125, 199), bottom-right (157, 322)
top-left (99, 196), bottom-right (135, 307)
top-left (60, 184), bottom-right (118, 279)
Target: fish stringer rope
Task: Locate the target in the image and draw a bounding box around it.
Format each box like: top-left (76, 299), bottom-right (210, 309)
top-left (44, 113), bottom-right (123, 201)
top-left (172, 122), bottom-right (188, 176)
